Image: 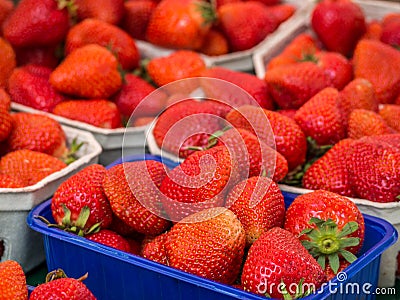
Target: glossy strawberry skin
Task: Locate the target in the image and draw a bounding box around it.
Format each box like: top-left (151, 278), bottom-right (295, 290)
top-left (379, 104), bottom-right (400, 132)
top-left (86, 229), bottom-right (131, 252)
top-left (0, 260), bottom-right (28, 300)
top-left (122, 0), bottom-right (157, 40)
top-left (14, 45), bottom-right (59, 69)
top-left (347, 109), bottom-right (395, 139)
top-left (74, 0), bottom-right (125, 25)
top-left (0, 173), bottom-right (25, 188)
top-left (0, 37), bottom-right (16, 88)
top-left (140, 232), bottom-right (169, 265)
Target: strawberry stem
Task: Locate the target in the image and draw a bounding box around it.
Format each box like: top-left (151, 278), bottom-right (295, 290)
top-left (62, 137), bottom-right (85, 165)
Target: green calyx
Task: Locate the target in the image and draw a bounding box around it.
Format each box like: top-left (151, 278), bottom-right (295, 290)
top-left (298, 53), bottom-right (319, 64)
top-left (196, 0), bottom-right (218, 26)
top-left (300, 217), bottom-right (359, 274)
top-left (396, 195), bottom-right (400, 200)
top-left (62, 137), bottom-right (85, 165)
top-left (57, 0), bottom-right (78, 22)
top-left (265, 278), bottom-right (314, 300)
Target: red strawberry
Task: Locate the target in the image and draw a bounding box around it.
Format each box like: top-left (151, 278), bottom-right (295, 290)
top-left (277, 108), bottom-right (296, 119)
top-left (227, 176), bottom-right (285, 246)
top-left (379, 104), bottom-right (400, 132)
top-left (108, 214), bottom-right (136, 237)
top-left (160, 146), bottom-right (239, 221)
top-left (353, 39), bottom-right (400, 104)
top-left (200, 67), bottom-right (274, 110)
top-left (284, 190), bottom-right (365, 273)
top-left (225, 105), bottom-right (307, 170)
top-left (0, 37), bottom-right (16, 89)
top-left (50, 44), bottom-right (122, 99)
top-left (348, 109), bottom-right (396, 139)
top-left (325, 260), bottom-right (351, 281)
top-left (141, 232), bottom-right (169, 265)
top-left (294, 87), bottom-right (346, 146)
top-left (51, 164), bottom-right (113, 233)
top-left (166, 207), bottom-right (245, 284)
top-left (65, 18), bottom-right (140, 70)
top-left (198, 29), bottom-right (229, 56)
top-left (380, 17), bottom-right (400, 47)
top-left (52, 99), bottom-right (122, 129)
top-left (241, 227), bottom-right (326, 298)
top-left (347, 137), bottom-right (400, 203)
top-left (0, 260), bottom-right (28, 300)
top-left (74, 0), bottom-right (124, 25)
top-left (264, 61), bottom-right (332, 109)
top-left (6, 113), bottom-right (68, 158)
top-left (0, 108), bottom-right (12, 142)
top-left (146, 0), bottom-right (215, 50)
top-left (126, 238), bottom-right (141, 255)
top-left (267, 3), bottom-right (296, 25)
top-left (0, 149), bottom-right (66, 186)
top-left (0, 0), bottom-right (13, 28)
top-left (122, 0), bottom-right (157, 41)
top-left (303, 138), bottom-right (356, 197)
top-left (2, 0), bottom-right (71, 47)
top-left (311, 0), bottom-right (366, 57)
top-left (86, 229), bottom-right (131, 252)
top-left (217, 1), bottom-right (279, 51)
top-left (14, 45), bottom-right (59, 69)
top-left (0, 88), bottom-right (11, 111)
top-left (0, 173), bottom-right (25, 188)
top-left (7, 64), bottom-right (64, 112)
top-left (102, 161), bottom-right (171, 235)
top-left (363, 20), bottom-right (382, 40)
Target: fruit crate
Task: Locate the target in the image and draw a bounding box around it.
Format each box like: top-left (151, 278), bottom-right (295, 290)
top-left (26, 155), bottom-right (397, 300)
top-left (0, 125), bottom-right (102, 272)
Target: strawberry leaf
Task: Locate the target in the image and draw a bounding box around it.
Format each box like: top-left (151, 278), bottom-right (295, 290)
top-left (328, 253), bottom-right (339, 274)
top-left (339, 249), bottom-right (358, 264)
top-left (337, 221), bottom-right (358, 238)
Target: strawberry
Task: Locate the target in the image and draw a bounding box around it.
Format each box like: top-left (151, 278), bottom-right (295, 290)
top-left (267, 3), bottom-right (296, 25)
top-left (380, 17), bottom-right (400, 47)
top-left (294, 87), bottom-right (346, 146)
top-left (284, 190), bottom-right (365, 273)
top-left (277, 108), bottom-right (296, 119)
top-left (325, 260), bottom-right (351, 281)
top-left (311, 0), bottom-right (366, 57)
top-left (362, 20), bottom-right (382, 40)
top-left (122, 0), bottom-right (157, 41)
top-left (2, 0), bottom-right (71, 47)
top-left (353, 39), bottom-right (400, 104)
top-left (132, 117), bottom-right (155, 127)
top-left (200, 67), bottom-right (274, 110)
top-left (112, 74), bottom-right (166, 122)
top-left (0, 260), bottom-right (27, 300)
top-left (86, 229), bottom-right (131, 252)
top-left (0, 108), bottom-right (12, 142)
top-left (160, 146), bottom-right (239, 221)
top-left (166, 207), bottom-right (245, 284)
top-left (14, 45), bottom-right (59, 69)
top-left (51, 164), bottom-right (113, 234)
top-left (246, 0), bottom-right (279, 5)
top-left (126, 238), bottom-right (141, 255)
top-left (0, 0), bottom-right (13, 28)
top-left (52, 99), bottom-right (122, 129)
top-left (74, 0), bottom-right (124, 25)
top-left (65, 18), bottom-right (140, 70)
top-left (29, 270), bottom-right (96, 300)
top-left (217, 1), bottom-right (279, 51)
top-left (241, 227), bottom-right (326, 298)
top-left (103, 161), bottom-right (171, 235)
top-left (0, 37), bottom-right (16, 88)
top-left (227, 176), bottom-right (285, 246)
top-left (198, 29), bottom-right (229, 56)
top-left (50, 44), bottom-right (122, 99)
top-left (108, 214), bottom-right (137, 237)
top-left (348, 109), bottom-right (396, 139)
top-left (147, 50), bottom-right (206, 87)
top-left (6, 112), bottom-right (68, 158)
top-left (7, 64), bottom-right (64, 112)
top-left (0, 88), bottom-right (11, 111)
top-left (264, 61), bottom-right (332, 109)
top-left (141, 232), bottom-right (169, 265)
top-left (0, 173), bottom-right (25, 188)
top-left (225, 105), bottom-right (307, 170)
top-left (347, 136), bottom-right (400, 203)
top-left (0, 149), bottom-right (66, 186)
top-left (302, 138), bottom-right (356, 197)
top-left (379, 104), bottom-right (400, 132)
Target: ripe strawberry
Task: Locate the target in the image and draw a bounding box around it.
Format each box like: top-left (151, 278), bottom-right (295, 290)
top-left (294, 87), bottom-right (346, 146)
top-left (0, 108), bottom-right (12, 142)
top-left (166, 207), bottom-right (245, 284)
top-left (65, 18), bottom-right (140, 70)
top-left (2, 0), bottom-right (70, 47)
top-left (303, 138), bottom-right (356, 197)
top-left (160, 146), bottom-right (239, 220)
top-left (0, 173), bottom-right (25, 188)
top-left (0, 0), bottom-right (13, 27)
top-left (14, 45), bottom-right (59, 69)
top-left (353, 39), bottom-right (400, 104)
top-left (267, 3), bottom-right (296, 25)
top-left (6, 112), bottom-right (68, 157)
top-left (0, 88), bottom-right (10, 111)
top-left (0, 149), bottom-right (66, 186)
top-left (247, 0), bottom-right (279, 5)
top-left (147, 50), bottom-right (206, 87)
top-left (51, 164), bottom-right (113, 233)
top-left (348, 109), bottom-right (396, 139)
top-left (7, 64), bottom-right (64, 112)
top-left (141, 232), bottom-right (169, 265)
top-left (0, 260), bottom-right (27, 300)
top-left (325, 260), bottom-right (351, 281)
top-left (74, 0), bottom-right (124, 25)
top-left (284, 190), bottom-right (365, 273)
top-left (217, 1), bottom-right (279, 51)
top-left (50, 44), bottom-right (122, 99)
top-left (225, 105), bottom-right (307, 170)
top-left (112, 74), bottom-right (166, 122)
top-left (146, 0), bottom-right (215, 50)
top-left (52, 99), bottom-right (122, 129)
top-left (379, 104), bottom-right (400, 132)
top-left (227, 176), bottom-right (285, 246)
top-left (86, 229), bottom-right (131, 252)
top-left (103, 161), bottom-right (171, 235)
top-left (264, 61), bottom-right (332, 109)
top-left (200, 66), bottom-right (274, 110)
top-left (347, 136), bottom-right (400, 203)
top-left (122, 0), bottom-right (157, 41)
top-left (0, 37), bottom-right (16, 88)
top-left (311, 0), bottom-right (366, 57)
top-left (198, 29), bottom-right (229, 56)
top-left (382, 13), bottom-right (400, 28)
top-left (362, 20), bottom-right (382, 40)
top-left (277, 108), bottom-right (296, 119)
top-left (241, 227), bottom-right (326, 298)
top-left (380, 17), bottom-right (400, 47)
top-left (132, 117), bottom-right (155, 127)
